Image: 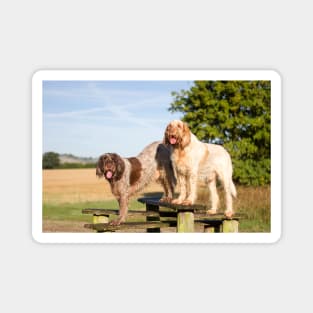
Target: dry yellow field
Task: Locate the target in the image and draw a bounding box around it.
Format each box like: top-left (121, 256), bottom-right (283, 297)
top-left (43, 168), bottom-right (270, 232)
top-left (43, 169), bottom-right (270, 210)
top-left (43, 168), bottom-right (164, 204)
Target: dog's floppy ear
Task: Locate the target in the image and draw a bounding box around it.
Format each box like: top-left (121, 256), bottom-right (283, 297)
top-left (180, 122), bottom-right (191, 148)
top-left (110, 153), bottom-right (125, 181)
top-left (163, 125), bottom-right (170, 145)
top-left (96, 155), bottom-right (105, 177)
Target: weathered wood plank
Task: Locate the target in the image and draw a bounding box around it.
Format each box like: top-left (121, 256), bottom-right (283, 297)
top-left (83, 208), bottom-right (178, 218)
top-left (93, 215), bottom-right (109, 224)
top-left (83, 208), bottom-right (119, 215)
top-left (195, 215), bottom-right (241, 221)
top-left (83, 208), bottom-right (242, 222)
top-left (138, 197), bottom-right (208, 211)
top-left (222, 220), bottom-right (239, 233)
top-left (177, 212), bottom-right (194, 233)
top-left (83, 197), bottom-right (243, 233)
top-left (204, 226), bottom-right (215, 233)
top-left (146, 204), bottom-right (160, 233)
top-left (138, 198), bottom-right (244, 217)
top-left (84, 221), bottom-right (171, 232)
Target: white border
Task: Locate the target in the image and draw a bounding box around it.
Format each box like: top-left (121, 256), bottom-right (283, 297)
top-left (32, 70), bottom-right (281, 244)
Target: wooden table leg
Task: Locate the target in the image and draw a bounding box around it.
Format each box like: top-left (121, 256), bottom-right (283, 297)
top-left (177, 211), bottom-right (194, 233)
top-left (222, 220), bottom-right (239, 232)
top-left (146, 204), bottom-right (160, 233)
top-left (93, 214), bottom-right (109, 233)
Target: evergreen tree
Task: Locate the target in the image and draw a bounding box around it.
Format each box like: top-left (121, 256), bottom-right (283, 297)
top-left (169, 80), bottom-right (271, 186)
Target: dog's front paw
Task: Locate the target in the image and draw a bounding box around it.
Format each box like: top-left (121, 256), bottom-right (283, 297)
top-left (224, 210), bottom-right (234, 218)
top-left (109, 216), bottom-right (126, 226)
top-left (207, 208), bottom-right (217, 215)
top-left (160, 197), bottom-right (172, 203)
top-left (171, 198), bottom-right (183, 204)
top-left (182, 199), bottom-right (193, 206)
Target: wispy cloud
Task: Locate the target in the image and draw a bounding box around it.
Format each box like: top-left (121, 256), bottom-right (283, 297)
top-left (44, 104), bottom-right (172, 130)
top-left (43, 80), bottom-right (187, 156)
top-left (44, 107), bottom-right (110, 118)
top-left (44, 87), bottom-right (173, 129)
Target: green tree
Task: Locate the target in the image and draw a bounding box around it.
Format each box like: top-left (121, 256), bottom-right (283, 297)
top-left (43, 152), bottom-right (60, 169)
top-left (169, 80), bottom-right (271, 186)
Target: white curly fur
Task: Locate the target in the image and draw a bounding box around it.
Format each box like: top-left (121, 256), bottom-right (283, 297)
top-left (164, 120), bottom-right (236, 217)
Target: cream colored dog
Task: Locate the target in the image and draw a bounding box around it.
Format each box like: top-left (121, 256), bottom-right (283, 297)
top-left (164, 120), bottom-right (237, 217)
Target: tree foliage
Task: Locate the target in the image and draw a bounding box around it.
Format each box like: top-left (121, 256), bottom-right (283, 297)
top-left (169, 81), bottom-right (271, 186)
top-left (43, 152), bottom-right (60, 169)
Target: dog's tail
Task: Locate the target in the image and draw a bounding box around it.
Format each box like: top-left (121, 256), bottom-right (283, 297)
top-left (230, 180), bottom-right (237, 198)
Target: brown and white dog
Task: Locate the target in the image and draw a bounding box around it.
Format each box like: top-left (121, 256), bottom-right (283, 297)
top-left (164, 120), bottom-right (236, 217)
top-left (96, 141), bottom-right (176, 225)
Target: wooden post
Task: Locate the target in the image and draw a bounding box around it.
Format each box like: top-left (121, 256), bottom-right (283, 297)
top-left (146, 204), bottom-right (160, 233)
top-left (204, 225), bottom-right (215, 233)
top-left (222, 220), bottom-right (239, 233)
top-left (93, 214), bottom-right (109, 233)
top-left (177, 211), bottom-right (194, 233)
top-left (204, 222), bottom-right (223, 233)
top-left (93, 214), bottom-right (109, 224)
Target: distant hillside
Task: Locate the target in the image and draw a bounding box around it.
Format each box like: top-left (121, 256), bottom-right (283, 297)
top-left (59, 154), bottom-right (97, 164)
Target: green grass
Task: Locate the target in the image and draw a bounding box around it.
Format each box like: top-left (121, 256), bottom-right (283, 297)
top-left (43, 199), bottom-right (146, 223)
top-left (236, 206), bottom-right (270, 232)
top-left (43, 197), bottom-right (270, 232)
top-left (195, 185), bottom-right (271, 232)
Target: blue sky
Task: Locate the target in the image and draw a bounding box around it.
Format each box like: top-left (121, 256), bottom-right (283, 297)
top-left (43, 80), bottom-right (193, 157)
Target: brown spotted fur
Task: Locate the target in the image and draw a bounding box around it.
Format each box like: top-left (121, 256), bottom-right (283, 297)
top-left (127, 157), bottom-right (142, 186)
top-left (96, 141), bottom-right (176, 225)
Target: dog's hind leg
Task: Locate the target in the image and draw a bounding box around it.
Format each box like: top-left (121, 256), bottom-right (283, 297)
top-left (207, 175), bottom-right (219, 215)
top-left (221, 175), bottom-right (235, 218)
top-left (224, 187), bottom-right (234, 218)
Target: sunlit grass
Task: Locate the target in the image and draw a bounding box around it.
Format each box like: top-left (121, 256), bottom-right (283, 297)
top-left (197, 184), bottom-right (270, 232)
top-left (42, 169), bottom-right (271, 233)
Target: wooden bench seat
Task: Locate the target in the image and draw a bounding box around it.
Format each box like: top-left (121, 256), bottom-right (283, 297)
top-left (82, 197), bottom-right (242, 233)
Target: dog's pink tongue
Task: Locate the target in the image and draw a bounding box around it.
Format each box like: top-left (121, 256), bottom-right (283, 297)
top-left (106, 171), bottom-right (113, 179)
top-left (170, 137), bottom-right (177, 145)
